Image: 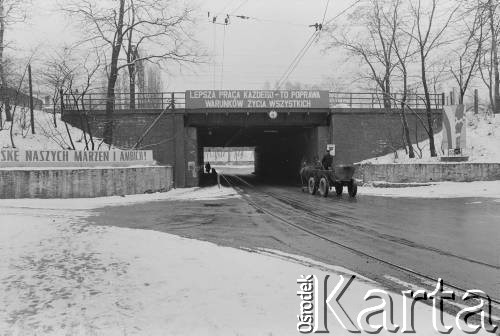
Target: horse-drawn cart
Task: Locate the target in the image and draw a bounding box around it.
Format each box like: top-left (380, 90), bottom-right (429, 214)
top-left (300, 164), bottom-right (358, 197)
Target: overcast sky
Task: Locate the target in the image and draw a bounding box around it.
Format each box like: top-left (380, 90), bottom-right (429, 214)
top-left (10, 0), bottom-right (356, 91)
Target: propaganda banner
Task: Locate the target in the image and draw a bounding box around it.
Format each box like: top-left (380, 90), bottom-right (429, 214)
top-left (0, 150), bottom-right (155, 168)
top-left (185, 90), bottom-right (330, 109)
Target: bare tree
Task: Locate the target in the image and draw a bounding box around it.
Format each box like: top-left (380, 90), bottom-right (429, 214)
top-left (63, 0), bottom-right (204, 146)
top-left (121, 2), bottom-right (203, 109)
top-left (66, 54), bottom-right (101, 150)
top-left (449, 1), bottom-right (486, 104)
top-left (325, 0), bottom-right (400, 110)
top-left (42, 47), bottom-right (76, 128)
top-left (487, 0), bottom-right (500, 113)
top-left (0, 54), bottom-right (15, 128)
top-left (428, 62), bottom-right (447, 99)
top-left (477, 0), bottom-right (500, 113)
top-left (0, 0), bottom-right (30, 123)
top-left (39, 47), bottom-right (104, 150)
top-left (7, 60), bottom-right (30, 148)
top-left (144, 65), bottom-right (163, 108)
top-left (388, 4), bottom-right (416, 158)
top-left (326, 0), bottom-right (421, 158)
top-left (407, 0), bottom-right (458, 157)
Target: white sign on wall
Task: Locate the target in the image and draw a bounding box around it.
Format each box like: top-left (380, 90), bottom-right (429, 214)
top-left (327, 144), bottom-right (336, 156)
top-left (0, 150), bottom-right (155, 168)
top-left (441, 105), bottom-right (467, 154)
top-left (186, 90), bottom-right (330, 109)
top-left (204, 147), bottom-right (255, 163)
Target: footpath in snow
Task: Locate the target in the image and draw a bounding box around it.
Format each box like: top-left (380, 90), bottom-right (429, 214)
top-left (0, 187), bottom-right (491, 335)
top-left (1, 109), bottom-right (107, 151)
top-left (360, 180), bottom-right (500, 199)
top-left (0, 186), bottom-right (240, 210)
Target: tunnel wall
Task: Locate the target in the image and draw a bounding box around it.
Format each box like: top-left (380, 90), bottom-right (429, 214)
top-left (331, 109), bottom-right (442, 164)
top-left (355, 163), bottom-right (500, 183)
top-left (0, 166), bottom-right (173, 198)
top-left (62, 107), bottom-right (441, 186)
top-left (62, 110), bottom-right (198, 187)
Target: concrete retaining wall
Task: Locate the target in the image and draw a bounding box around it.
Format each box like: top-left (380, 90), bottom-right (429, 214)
top-left (0, 166), bottom-right (173, 199)
top-left (355, 163), bottom-right (500, 183)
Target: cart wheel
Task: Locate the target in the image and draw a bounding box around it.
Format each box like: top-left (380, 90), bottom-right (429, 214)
top-left (335, 185), bottom-right (343, 196)
top-left (308, 177), bottom-right (318, 195)
top-left (348, 182), bottom-right (358, 197)
top-left (319, 177), bottom-right (329, 197)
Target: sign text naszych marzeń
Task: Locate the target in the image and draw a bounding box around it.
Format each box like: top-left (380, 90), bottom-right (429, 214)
top-left (0, 150), bottom-right (154, 167)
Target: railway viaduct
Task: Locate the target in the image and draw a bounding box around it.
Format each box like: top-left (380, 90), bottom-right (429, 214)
top-left (61, 90), bottom-right (444, 187)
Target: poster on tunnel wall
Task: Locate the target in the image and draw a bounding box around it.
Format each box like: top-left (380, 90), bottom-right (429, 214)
top-left (441, 105), bottom-right (466, 154)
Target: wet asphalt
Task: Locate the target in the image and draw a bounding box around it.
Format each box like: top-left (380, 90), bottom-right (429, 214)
top-left (85, 182), bottom-right (500, 321)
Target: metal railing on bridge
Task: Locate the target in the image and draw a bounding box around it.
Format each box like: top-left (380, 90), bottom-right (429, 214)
top-left (62, 91), bottom-right (444, 112)
top-left (329, 92), bottom-right (444, 109)
top-left (63, 92), bottom-right (185, 112)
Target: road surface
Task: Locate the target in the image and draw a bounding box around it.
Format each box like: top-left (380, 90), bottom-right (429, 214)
top-left (86, 177), bottom-right (500, 323)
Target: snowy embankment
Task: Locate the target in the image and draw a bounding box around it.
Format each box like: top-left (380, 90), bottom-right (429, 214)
top-left (0, 187), bottom-right (484, 335)
top-left (0, 185), bottom-right (239, 209)
top-left (360, 181), bottom-right (500, 198)
top-left (361, 113), bottom-right (500, 164)
top-left (1, 109), bottom-right (108, 150)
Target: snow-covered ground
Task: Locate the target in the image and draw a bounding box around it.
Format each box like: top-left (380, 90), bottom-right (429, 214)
top-left (212, 164), bottom-right (254, 169)
top-left (361, 113), bottom-right (500, 164)
top-left (0, 187), bottom-right (490, 335)
top-left (0, 186), bottom-right (239, 210)
top-left (212, 164), bottom-right (255, 175)
top-left (0, 109), bottom-right (108, 150)
top-left (360, 181), bottom-right (500, 199)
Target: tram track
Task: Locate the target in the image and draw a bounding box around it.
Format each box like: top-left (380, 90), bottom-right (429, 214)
top-left (236, 175), bottom-right (499, 270)
top-left (221, 173), bottom-right (500, 307)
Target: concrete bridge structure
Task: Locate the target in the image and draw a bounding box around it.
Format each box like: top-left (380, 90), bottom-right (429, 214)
top-left (62, 90), bottom-right (444, 187)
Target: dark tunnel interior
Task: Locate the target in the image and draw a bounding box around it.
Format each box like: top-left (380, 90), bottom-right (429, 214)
top-left (197, 126), bottom-right (320, 184)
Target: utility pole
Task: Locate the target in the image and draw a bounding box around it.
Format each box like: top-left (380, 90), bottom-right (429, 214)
top-left (28, 63), bottom-right (35, 134)
top-left (474, 89), bottom-right (479, 115)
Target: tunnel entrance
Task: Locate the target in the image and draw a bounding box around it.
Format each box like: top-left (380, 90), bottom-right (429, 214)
top-left (61, 89), bottom-right (443, 188)
top-left (196, 125), bottom-right (330, 184)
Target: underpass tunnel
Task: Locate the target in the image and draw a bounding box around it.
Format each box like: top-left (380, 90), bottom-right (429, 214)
top-left (197, 126), bottom-right (329, 185)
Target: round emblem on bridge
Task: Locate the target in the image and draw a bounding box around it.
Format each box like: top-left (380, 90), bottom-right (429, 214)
top-left (268, 110), bottom-right (278, 119)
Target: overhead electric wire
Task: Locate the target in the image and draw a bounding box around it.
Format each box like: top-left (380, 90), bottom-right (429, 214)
top-left (276, 0), bottom-right (330, 89)
top-left (230, 14), bottom-right (308, 27)
top-left (276, 0), bottom-right (361, 89)
top-left (321, 0), bottom-right (330, 24)
top-left (212, 23), bottom-right (217, 89)
top-left (210, 0), bottom-right (245, 90)
top-left (279, 32), bottom-right (321, 88)
top-left (214, 0), bottom-right (237, 17)
top-left (229, 0), bottom-right (249, 15)
top-left (220, 24), bottom-right (227, 89)
top-left (209, 0), bottom-right (360, 90)
top-left (275, 31), bottom-right (319, 89)
top-left (324, 0), bottom-right (362, 26)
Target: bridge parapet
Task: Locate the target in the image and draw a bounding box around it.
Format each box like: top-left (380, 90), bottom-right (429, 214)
top-left (63, 92), bottom-right (185, 112)
top-left (62, 91), bottom-right (444, 112)
top-left (329, 92), bottom-right (444, 110)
